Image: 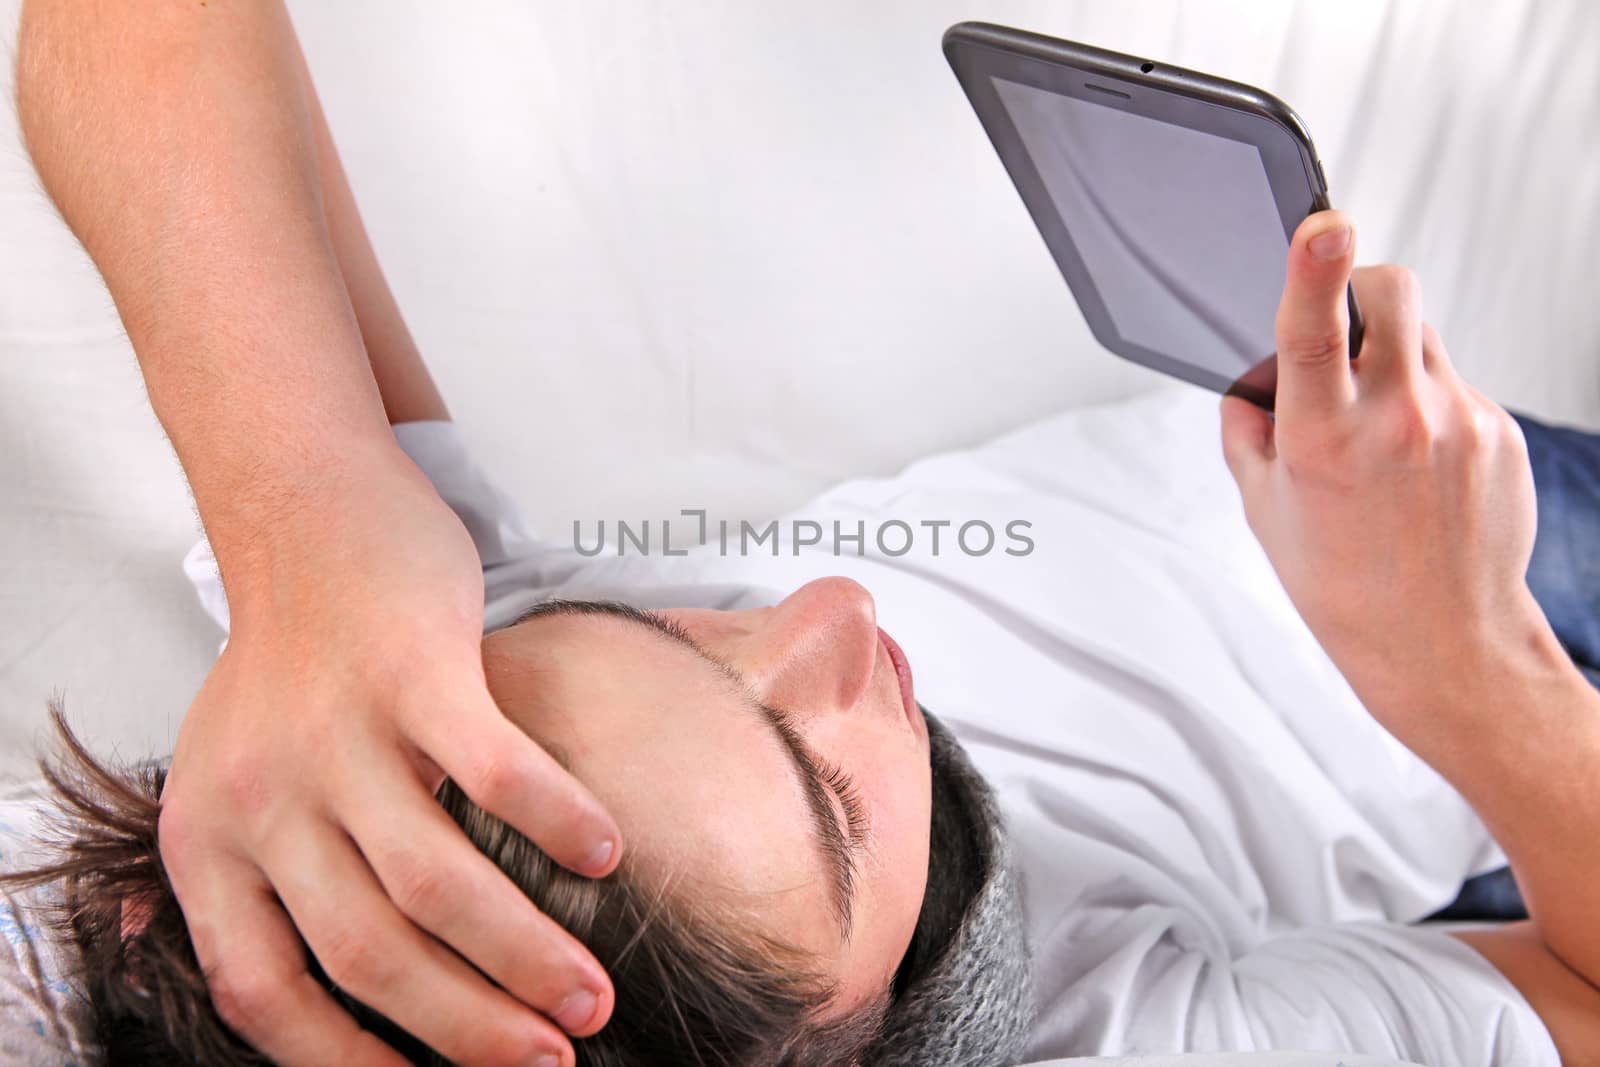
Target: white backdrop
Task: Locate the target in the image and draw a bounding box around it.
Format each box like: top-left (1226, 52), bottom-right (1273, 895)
top-left (2, 0), bottom-right (1597, 773)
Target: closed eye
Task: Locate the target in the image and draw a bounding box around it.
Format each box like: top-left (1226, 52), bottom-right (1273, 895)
top-left (812, 755), bottom-right (870, 849)
top-left (511, 598), bottom-right (867, 934)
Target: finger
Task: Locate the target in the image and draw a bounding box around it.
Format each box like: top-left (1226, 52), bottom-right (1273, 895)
top-left (1461, 380), bottom-right (1520, 441)
top-left (406, 689), bottom-right (621, 878)
top-left (169, 848), bottom-right (411, 1067)
top-left (1349, 265), bottom-right (1425, 388)
top-left (272, 823), bottom-right (576, 1067)
top-left (342, 762), bottom-right (614, 1036)
top-left (1461, 379), bottom-right (1496, 413)
top-left (1275, 210), bottom-right (1357, 421)
top-left (1220, 394), bottom-right (1274, 482)
top-left (1421, 321), bottom-right (1452, 376)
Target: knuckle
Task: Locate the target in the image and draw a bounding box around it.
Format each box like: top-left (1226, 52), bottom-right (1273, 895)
top-left (316, 919), bottom-right (388, 994)
top-left (1369, 264), bottom-right (1420, 304)
top-left (1381, 398), bottom-right (1435, 458)
top-left (1453, 399), bottom-right (1487, 451)
top-left (1500, 410), bottom-right (1530, 456)
top-left (463, 747), bottom-right (528, 810)
top-left (1279, 329), bottom-right (1347, 367)
top-left (384, 848), bottom-right (454, 922)
top-left (1479, 404), bottom-right (1521, 455)
top-left (539, 782), bottom-right (593, 838)
top-left (207, 962), bottom-right (280, 1036)
top-left (1382, 265), bottom-right (1420, 299)
top-left (215, 751), bottom-right (272, 819)
top-left (1220, 440), bottom-right (1246, 478)
top-left (156, 801), bottom-right (198, 863)
top-left (1421, 321), bottom-right (1445, 353)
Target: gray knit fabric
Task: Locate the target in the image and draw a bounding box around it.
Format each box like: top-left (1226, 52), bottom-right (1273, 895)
top-left (866, 710), bottom-right (1033, 1066)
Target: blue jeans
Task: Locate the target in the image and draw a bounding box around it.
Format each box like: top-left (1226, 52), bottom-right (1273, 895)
top-left (1427, 411), bottom-right (1600, 922)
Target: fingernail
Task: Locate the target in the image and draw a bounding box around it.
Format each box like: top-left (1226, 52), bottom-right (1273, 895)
top-left (556, 989), bottom-right (598, 1032)
top-left (531, 1055), bottom-right (560, 1067)
top-left (1308, 223), bottom-right (1351, 261)
top-left (584, 839), bottom-right (614, 874)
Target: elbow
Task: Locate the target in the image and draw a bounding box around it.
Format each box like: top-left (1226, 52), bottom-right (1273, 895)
top-left (12, 0), bottom-right (157, 192)
top-left (13, 0), bottom-right (71, 160)
top-left (14, 0), bottom-right (44, 139)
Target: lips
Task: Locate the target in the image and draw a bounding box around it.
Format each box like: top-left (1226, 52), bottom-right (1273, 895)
top-left (876, 626), bottom-right (918, 725)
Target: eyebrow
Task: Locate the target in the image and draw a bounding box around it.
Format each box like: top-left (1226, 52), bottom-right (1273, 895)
top-left (511, 598), bottom-right (861, 936)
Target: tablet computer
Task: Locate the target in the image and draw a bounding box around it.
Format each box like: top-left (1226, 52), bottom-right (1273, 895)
top-left (944, 22), bottom-right (1363, 410)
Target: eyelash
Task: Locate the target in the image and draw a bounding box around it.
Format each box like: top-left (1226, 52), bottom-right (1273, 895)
top-left (813, 756), bottom-right (870, 847)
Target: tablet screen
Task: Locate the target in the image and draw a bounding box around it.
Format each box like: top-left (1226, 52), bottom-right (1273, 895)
top-left (990, 76), bottom-right (1288, 381)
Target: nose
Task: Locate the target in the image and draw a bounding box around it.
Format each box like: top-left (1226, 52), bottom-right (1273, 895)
top-left (742, 577), bottom-right (880, 717)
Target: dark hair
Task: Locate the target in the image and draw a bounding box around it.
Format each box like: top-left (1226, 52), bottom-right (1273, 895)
top-left (0, 701), bottom-right (889, 1065)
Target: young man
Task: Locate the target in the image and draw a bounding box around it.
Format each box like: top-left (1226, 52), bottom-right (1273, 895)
top-left (11, 2), bottom-right (1599, 1065)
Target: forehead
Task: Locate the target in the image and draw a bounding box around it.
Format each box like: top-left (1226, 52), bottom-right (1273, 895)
top-left (480, 610), bottom-right (839, 946)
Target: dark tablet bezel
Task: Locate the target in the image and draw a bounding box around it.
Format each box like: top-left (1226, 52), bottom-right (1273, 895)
top-left (943, 21), bottom-right (1362, 410)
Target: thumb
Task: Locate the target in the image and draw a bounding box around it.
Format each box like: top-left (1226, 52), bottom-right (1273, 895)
top-left (1275, 210), bottom-right (1357, 420)
top-left (1220, 393), bottom-right (1273, 484)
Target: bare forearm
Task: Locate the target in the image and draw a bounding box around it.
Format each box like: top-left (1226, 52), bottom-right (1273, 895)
top-left (15, 0), bottom-right (398, 585)
top-left (1351, 594), bottom-right (1600, 988)
top-left (1225, 216), bottom-right (1600, 1049)
top-left (288, 24), bottom-right (449, 426)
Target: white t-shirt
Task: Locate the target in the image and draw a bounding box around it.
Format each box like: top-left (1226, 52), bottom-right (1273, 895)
top-left (177, 388), bottom-right (1557, 1066)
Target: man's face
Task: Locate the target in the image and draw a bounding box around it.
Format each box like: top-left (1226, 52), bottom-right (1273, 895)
top-left (481, 577), bottom-right (934, 1012)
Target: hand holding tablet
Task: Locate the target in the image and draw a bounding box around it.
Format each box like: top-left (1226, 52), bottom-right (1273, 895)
top-left (944, 22), bottom-right (1363, 410)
